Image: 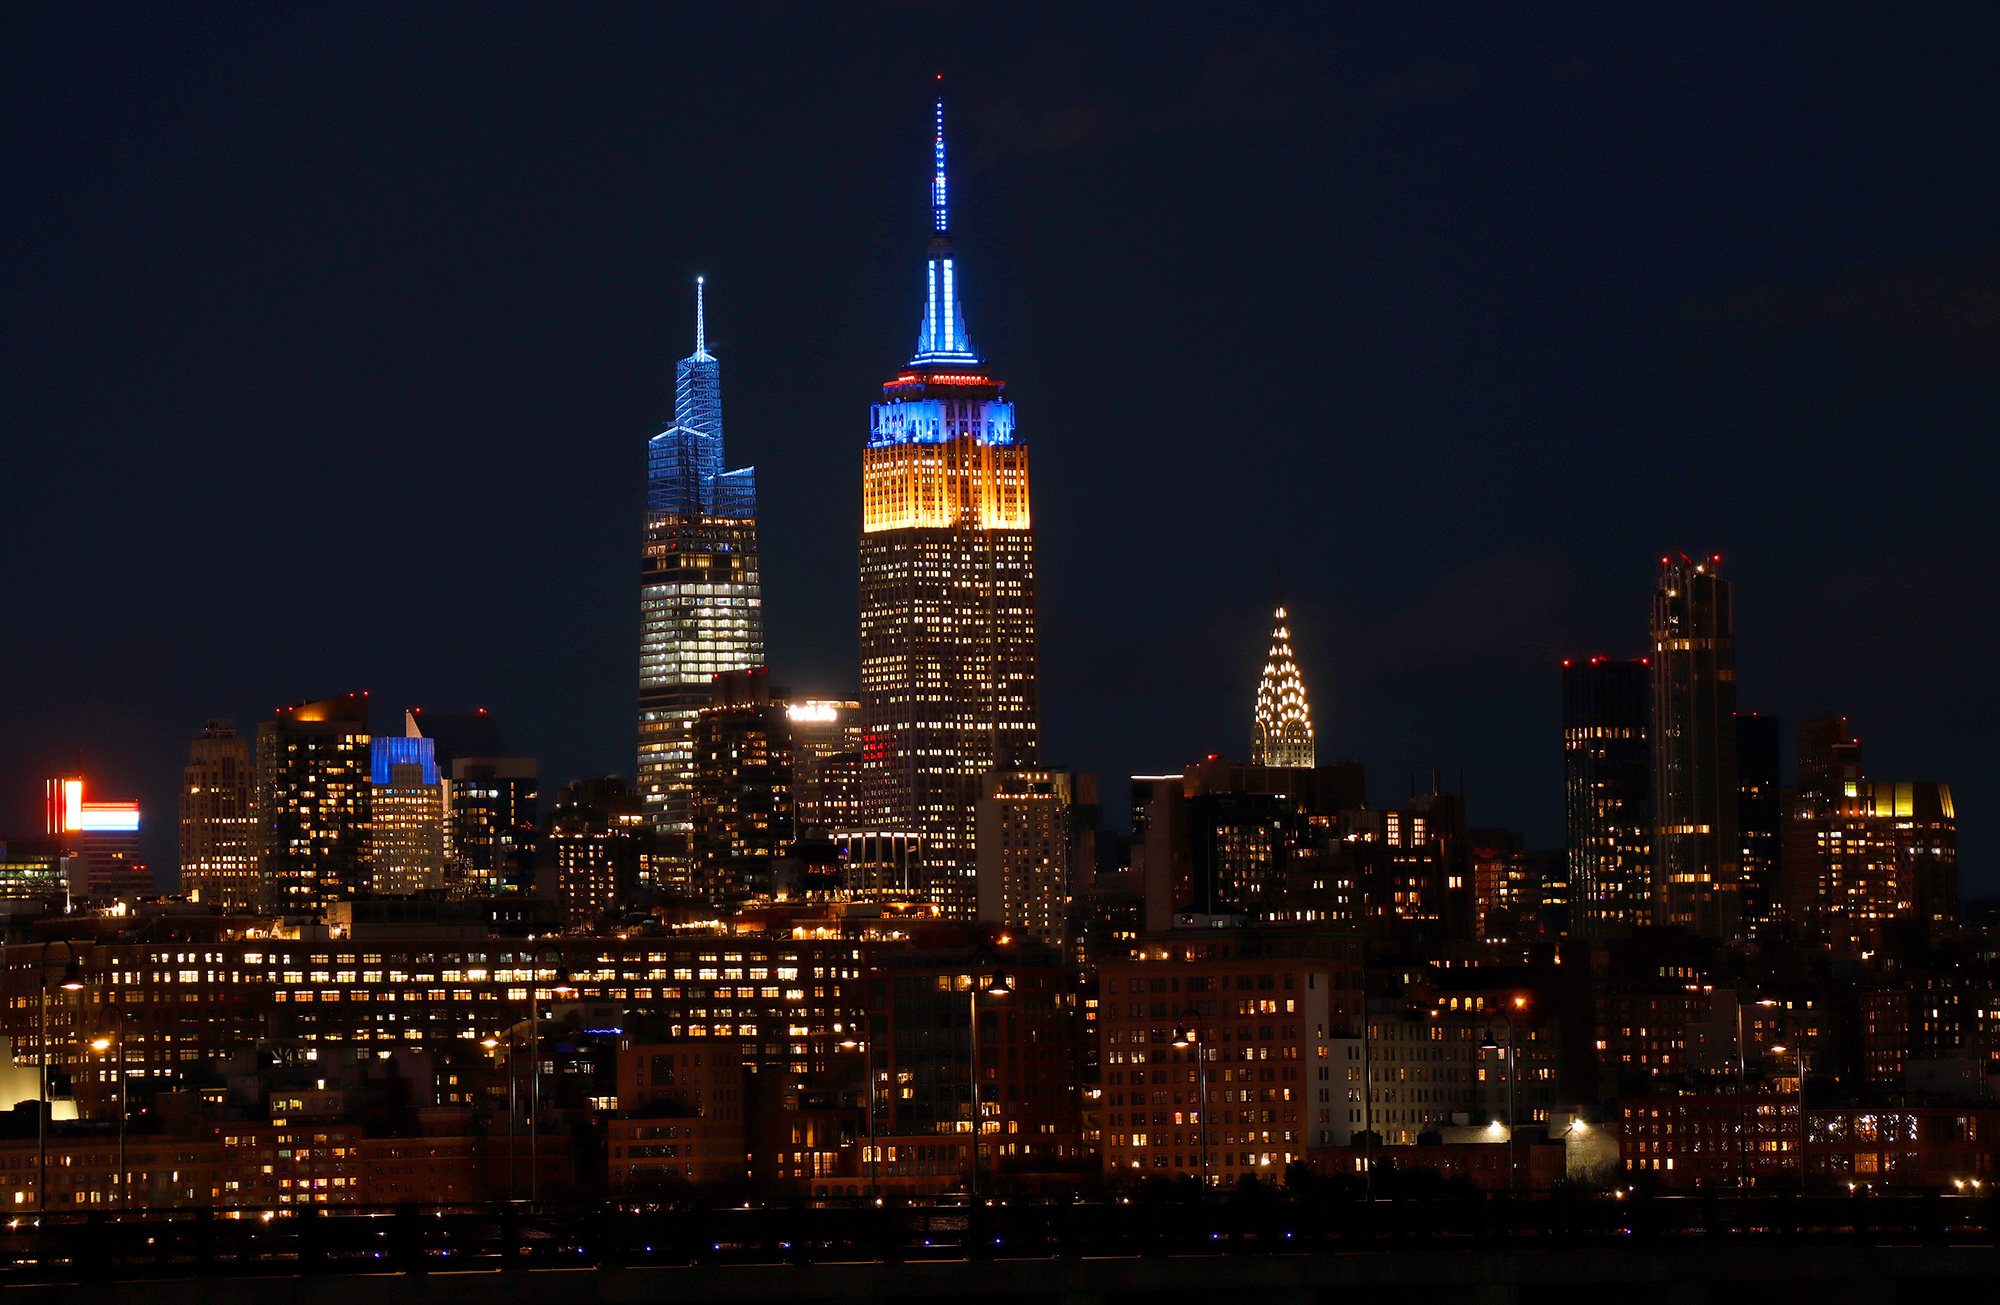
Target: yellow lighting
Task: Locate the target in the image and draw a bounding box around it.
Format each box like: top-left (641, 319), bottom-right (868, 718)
top-left (861, 439), bottom-right (1030, 533)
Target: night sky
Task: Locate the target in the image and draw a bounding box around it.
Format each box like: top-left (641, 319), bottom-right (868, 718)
top-left (5, 7), bottom-right (1998, 893)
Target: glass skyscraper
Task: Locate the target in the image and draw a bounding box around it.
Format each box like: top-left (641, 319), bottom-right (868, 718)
top-left (639, 279), bottom-right (764, 891)
top-left (859, 99), bottom-right (1038, 917)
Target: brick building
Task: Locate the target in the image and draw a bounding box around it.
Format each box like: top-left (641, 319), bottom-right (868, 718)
top-left (1097, 928), bottom-right (1364, 1185)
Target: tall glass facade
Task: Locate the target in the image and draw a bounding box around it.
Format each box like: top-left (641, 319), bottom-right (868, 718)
top-left (639, 279), bottom-right (764, 892)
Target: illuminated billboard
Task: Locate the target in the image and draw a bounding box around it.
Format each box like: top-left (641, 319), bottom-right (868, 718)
top-left (52, 777), bottom-right (141, 832)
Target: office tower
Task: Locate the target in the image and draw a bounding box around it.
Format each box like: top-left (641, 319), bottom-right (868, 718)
top-left (1129, 776), bottom-right (1181, 843)
top-left (541, 778), bottom-right (649, 924)
top-left (974, 767), bottom-right (1074, 947)
top-left (689, 668), bottom-right (796, 905)
top-left (1562, 657), bottom-right (1653, 937)
top-left (45, 776), bottom-right (146, 898)
top-left (255, 694), bottom-right (372, 913)
top-left (1781, 714), bottom-right (1959, 948)
top-left (833, 830), bottom-right (929, 903)
top-left (1797, 713), bottom-right (1864, 801)
top-left (1252, 605), bottom-right (1315, 768)
top-left (179, 720), bottom-right (259, 910)
top-left (638, 278), bottom-right (764, 891)
top-left (869, 943), bottom-right (1083, 1193)
top-left (1469, 828), bottom-right (1530, 942)
top-left (788, 699), bottom-right (864, 835)
top-left (0, 840), bottom-right (66, 900)
top-left (368, 736), bottom-right (447, 894)
top-left (406, 708), bottom-right (538, 896)
top-left (1135, 760), bottom-right (1369, 932)
top-left (1891, 781), bottom-right (1959, 934)
top-left (1649, 556), bottom-right (1739, 937)
top-left (859, 98), bottom-right (1038, 918)
top-left (1736, 711), bottom-right (1782, 935)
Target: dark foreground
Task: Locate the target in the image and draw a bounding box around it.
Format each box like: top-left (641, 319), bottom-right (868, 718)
top-left (1, 1194), bottom-right (1996, 1305)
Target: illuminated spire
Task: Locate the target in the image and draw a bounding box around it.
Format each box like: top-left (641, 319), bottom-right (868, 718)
top-left (1253, 605), bottom-right (1316, 769)
top-left (912, 90), bottom-right (979, 365)
top-left (693, 275), bottom-right (710, 361)
top-left (933, 95), bottom-right (948, 232)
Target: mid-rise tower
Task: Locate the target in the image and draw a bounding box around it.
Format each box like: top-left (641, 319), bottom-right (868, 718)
top-left (638, 279), bottom-right (764, 891)
top-left (1649, 555), bottom-right (1739, 937)
top-left (858, 98), bottom-right (1038, 915)
top-left (1252, 605), bottom-right (1315, 768)
top-left (255, 694), bottom-right (372, 912)
top-left (179, 720), bottom-right (259, 910)
top-left (1562, 657), bottom-right (1652, 936)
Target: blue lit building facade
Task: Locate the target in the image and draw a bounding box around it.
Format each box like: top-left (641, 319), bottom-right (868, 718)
top-left (639, 279), bottom-right (765, 891)
top-left (858, 100), bottom-right (1039, 917)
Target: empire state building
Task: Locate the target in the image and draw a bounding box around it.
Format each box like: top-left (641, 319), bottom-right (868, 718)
top-left (858, 98), bottom-right (1038, 916)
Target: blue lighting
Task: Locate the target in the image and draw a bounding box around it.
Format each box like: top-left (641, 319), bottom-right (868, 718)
top-left (650, 278), bottom-right (756, 519)
top-left (933, 97), bottom-right (948, 233)
top-left (869, 396), bottom-right (1015, 448)
top-left (909, 98), bottom-right (982, 367)
top-left (371, 736), bottom-right (438, 786)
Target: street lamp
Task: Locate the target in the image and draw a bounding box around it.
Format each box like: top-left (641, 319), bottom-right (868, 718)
top-left (1769, 1022), bottom-right (1808, 1192)
top-left (1480, 1006), bottom-right (1520, 1191)
top-left (36, 940), bottom-right (84, 1213)
top-left (1171, 1016), bottom-right (1213, 1192)
top-left (1735, 998), bottom-right (1782, 1188)
top-left (838, 1006), bottom-right (880, 1197)
top-left (967, 973), bottom-right (1010, 1197)
top-left (87, 1004), bottom-right (133, 1209)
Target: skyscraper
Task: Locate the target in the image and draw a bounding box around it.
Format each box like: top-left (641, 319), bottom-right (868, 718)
top-left (1252, 605), bottom-right (1315, 768)
top-left (1562, 657), bottom-right (1652, 936)
top-left (542, 777), bottom-right (649, 925)
top-left (689, 668), bottom-right (796, 905)
top-left (639, 278), bottom-right (764, 893)
top-left (1780, 716), bottom-right (1959, 949)
top-left (1649, 556), bottom-right (1740, 937)
top-left (256, 694), bottom-right (372, 912)
top-left (179, 720), bottom-right (259, 910)
top-left (975, 767), bottom-right (1075, 947)
top-left (368, 736), bottom-right (447, 894)
top-left (858, 98), bottom-right (1037, 916)
top-left (406, 708), bottom-right (538, 896)
top-left (788, 699), bottom-right (864, 836)
top-left (1735, 711), bottom-right (1782, 935)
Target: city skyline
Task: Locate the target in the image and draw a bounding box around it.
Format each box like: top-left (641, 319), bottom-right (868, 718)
top-left (3, 10), bottom-right (1997, 893)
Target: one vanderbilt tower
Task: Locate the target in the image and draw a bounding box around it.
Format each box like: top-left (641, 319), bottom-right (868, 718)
top-left (639, 279), bottom-right (763, 890)
top-left (859, 96), bottom-right (1038, 917)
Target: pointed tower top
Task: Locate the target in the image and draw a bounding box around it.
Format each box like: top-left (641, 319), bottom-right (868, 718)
top-left (932, 94), bottom-right (948, 233)
top-left (693, 276), bottom-right (711, 361)
top-left (1253, 602), bottom-right (1316, 769)
top-left (910, 89), bottom-right (979, 365)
